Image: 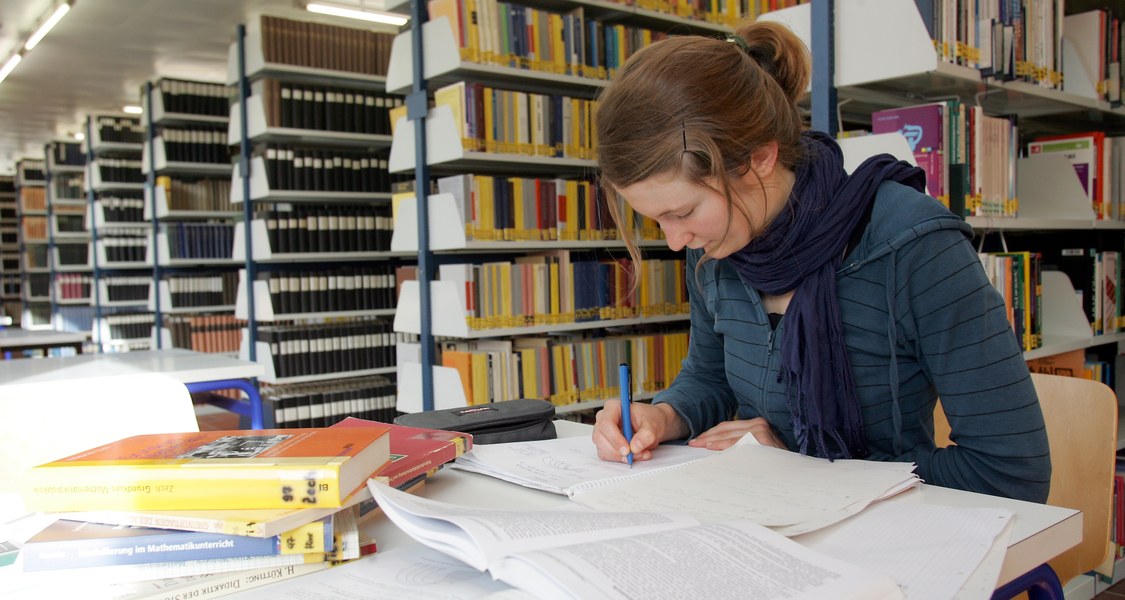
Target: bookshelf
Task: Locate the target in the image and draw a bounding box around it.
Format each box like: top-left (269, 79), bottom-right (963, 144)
top-left (386, 0), bottom-right (723, 415)
top-left (142, 77), bottom-right (240, 353)
top-left (44, 141), bottom-right (93, 336)
top-left (229, 14), bottom-right (411, 423)
top-left (85, 114), bottom-right (153, 353)
top-left (15, 159), bottom-right (51, 331)
top-left (0, 175), bottom-right (18, 326)
top-left (760, 1), bottom-right (1125, 364)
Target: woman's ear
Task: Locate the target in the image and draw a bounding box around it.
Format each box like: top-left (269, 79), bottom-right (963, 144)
top-left (749, 141), bottom-right (780, 178)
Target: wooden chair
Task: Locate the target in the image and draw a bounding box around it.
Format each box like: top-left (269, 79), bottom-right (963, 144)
top-left (934, 373), bottom-right (1119, 589)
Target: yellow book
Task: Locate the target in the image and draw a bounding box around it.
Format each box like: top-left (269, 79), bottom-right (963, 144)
top-left (428, 0), bottom-right (463, 53)
top-left (471, 352), bottom-right (490, 404)
top-left (483, 86), bottom-right (496, 153)
top-left (434, 81), bottom-right (468, 148)
top-left (464, 0), bottom-right (481, 62)
top-left (22, 427), bottom-right (392, 512)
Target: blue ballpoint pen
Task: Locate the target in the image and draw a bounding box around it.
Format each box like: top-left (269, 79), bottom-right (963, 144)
top-left (618, 363), bottom-right (633, 467)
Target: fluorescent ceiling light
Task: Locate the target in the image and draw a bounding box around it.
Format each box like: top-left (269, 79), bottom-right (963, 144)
top-left (73, 132), bottom-right (85, 141)
top-left (24, 3), bottom-right (70, 51)
top-left (0, 55), bottom-right (22, 84)
top-left (306, 2), bottom-right (408, 26)
top-left (123, 105), bottom-right (143, 114)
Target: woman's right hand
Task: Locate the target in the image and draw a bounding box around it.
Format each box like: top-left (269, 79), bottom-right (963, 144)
top-left (592, 402), bottom-right (688, 464)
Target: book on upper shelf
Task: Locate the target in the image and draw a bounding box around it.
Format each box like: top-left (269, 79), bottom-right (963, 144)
top-left (21, 426), bottom-right (393, 512)
top-left (368, 482), bottom-right (905, 600)
top-left (20, 515), bottom-right (333, 571)
top-left (57, 420), bottom-right (472, 538)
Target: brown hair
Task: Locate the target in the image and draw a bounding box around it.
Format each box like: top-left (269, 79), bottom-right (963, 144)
top-left (595, 20), bottom-right (811, 278)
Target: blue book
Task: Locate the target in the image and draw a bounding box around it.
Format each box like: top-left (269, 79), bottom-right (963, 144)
top-left (21, 517), bottom-right (332, 571)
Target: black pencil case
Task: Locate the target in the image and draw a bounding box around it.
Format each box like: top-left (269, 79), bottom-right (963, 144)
top-left (394, 399), bottom-right (557, 444)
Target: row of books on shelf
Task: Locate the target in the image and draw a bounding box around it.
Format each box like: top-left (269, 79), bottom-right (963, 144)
top-left (439, 330), bottom-right (688, 406)
top-left (18, 187), bottom-right (45, 211)
top-left (51, 176), bottom-right (84, 200)
top-left (165, 222), bottom-right (234, 260)
top-left (871, 100), bottom-right (1017, 217)
top-left (263, 376), bottom-right (398, 429)
top-left (980, 251), bottom-right (1042, 352)
top-left (259, 320), bottom-right (401, 379)
top-left (157, 176), bottom-right (234, 213)
top-left (102, 313), bottom-right (155, 341)
top-left (101, 236), bottom-right (149, 264)
top-left (46, 139), bottom-right (85, 167)
top-left (93, 116), bottom-right (144, 145)
top-left (258, 15), bottom-right (396, 77)
top-left (262, 204), bottom-right (393, 254)
top-left (166, 272), bottom-right (238, 307)
top-left (440, 256), bottom-right (688, 330)
top-left (430, 0), bottom-right (674, 80)
top-left (259, 147), bottom-right (404, 193)
top-left (260, 265), bottom-right (398, 315)
top-left (436, 81), bottom-right (595, 160)
top-left (97, 195), bottom-right (145, 223)
top-left (20, 217), bottom-right (46, 240)
top-left (435, 173), bottom-right (660, 242)
top-left (17, 161), bottom-right (44, 183)
top-left (166, 314), bottom-right (242, 355)
top-left (11, 419), bottom-right (471, 597)
top-left (157, 129), bottom-right (231, 165)
top-left (55, 274), bottom-right (91, 301)
top-left (103, 276), bottom-right (152, 303)
top-left (922, 0), bottom-right (1062, 87)
top-left (92, 159), bottom-right (145, 184)
top-left (153, 78), bottom-right (230, 118)
top-left (257, 78), bottom-right (402, 136)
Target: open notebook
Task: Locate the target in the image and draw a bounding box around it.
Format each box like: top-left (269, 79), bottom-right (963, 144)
top-left (453, 436), bottom-right (919, 536)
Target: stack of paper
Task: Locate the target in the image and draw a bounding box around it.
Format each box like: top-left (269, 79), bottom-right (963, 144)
top-left (454, 437), bottom-right (920, 536)
top-left (368, 482), bottom-right (905, 600)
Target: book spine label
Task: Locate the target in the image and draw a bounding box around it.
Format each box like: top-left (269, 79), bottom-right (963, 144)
top-left (23, 467), bottom-right (346, 511)
top-left (23, 532), bottom-right (281, 571)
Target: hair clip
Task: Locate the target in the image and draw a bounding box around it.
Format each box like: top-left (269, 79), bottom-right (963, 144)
top-left (681, 121), bottom-right (688, 151)
top-left (725, 34), bottom-right (750, 54)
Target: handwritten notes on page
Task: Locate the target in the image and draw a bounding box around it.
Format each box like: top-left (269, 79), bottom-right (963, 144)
top-left (569, 444), bottom-right (920, 535)
top-left (452, 435), bottom-right (713, 495)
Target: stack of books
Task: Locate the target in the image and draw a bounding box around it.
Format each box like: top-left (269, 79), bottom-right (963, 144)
top-left (9, 419), bottom-right (472, 600)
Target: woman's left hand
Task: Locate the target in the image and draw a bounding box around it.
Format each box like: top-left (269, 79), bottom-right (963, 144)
top-left (688, 417), bottom-right (787, 451)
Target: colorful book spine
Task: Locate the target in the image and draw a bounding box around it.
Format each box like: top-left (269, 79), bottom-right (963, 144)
top-left (22, 427), bottom-right (391, 512)
top-left (21, 517), bottom-right (332, 571)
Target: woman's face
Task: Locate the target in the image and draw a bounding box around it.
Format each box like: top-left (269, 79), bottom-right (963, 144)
top-left (616, 169), bottom-right (770, 259)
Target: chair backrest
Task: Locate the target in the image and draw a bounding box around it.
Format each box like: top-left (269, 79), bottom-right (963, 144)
top-left (934, 373), bottom-right (1119, 585)
top-left (0, 373), bottom-right (199, 494)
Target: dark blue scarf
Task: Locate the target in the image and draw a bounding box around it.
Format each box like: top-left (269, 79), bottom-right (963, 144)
top-left (726, 132), bottom-right (925, 459)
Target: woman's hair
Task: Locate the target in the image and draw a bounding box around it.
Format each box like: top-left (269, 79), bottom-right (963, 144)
top-left (595, 20), bottom-right (811, 272)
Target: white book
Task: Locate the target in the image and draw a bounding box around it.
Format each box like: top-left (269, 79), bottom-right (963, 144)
top-left (368, 482), bottom-right (904, 600)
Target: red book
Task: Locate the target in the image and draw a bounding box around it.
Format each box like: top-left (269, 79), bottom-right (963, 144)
top-left (331, 418), bottom-right (473, 489)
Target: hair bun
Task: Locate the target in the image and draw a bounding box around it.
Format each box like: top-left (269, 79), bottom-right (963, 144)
top-left (736, 21), bottom-right (810, 105)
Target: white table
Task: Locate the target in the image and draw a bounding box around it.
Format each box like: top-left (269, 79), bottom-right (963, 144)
top-left (0, 349), bottom-right (268, 428)
top-left (0, 330), bottom-right (86, 357)
top-left (365, 420), bottom-right (1080, 594)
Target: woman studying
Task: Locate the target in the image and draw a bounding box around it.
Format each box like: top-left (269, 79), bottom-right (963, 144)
top-left (590, 21), bottom-right (1051, 503)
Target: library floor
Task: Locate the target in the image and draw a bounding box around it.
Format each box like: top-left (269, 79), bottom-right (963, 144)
top-left (1100, 579), bottom-right (1125, 598)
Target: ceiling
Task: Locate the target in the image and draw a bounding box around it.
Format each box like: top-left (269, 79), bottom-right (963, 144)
top-left (0, 0), bottom-right (402, 173)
